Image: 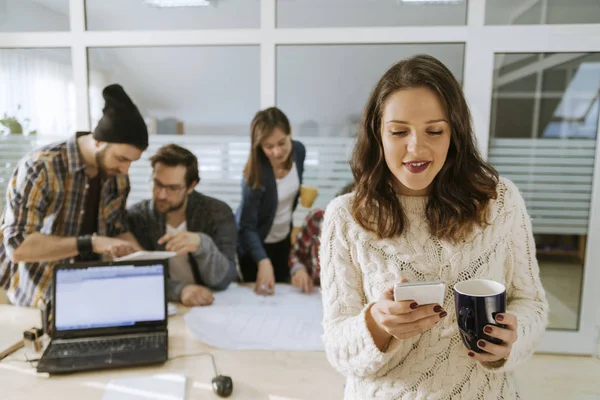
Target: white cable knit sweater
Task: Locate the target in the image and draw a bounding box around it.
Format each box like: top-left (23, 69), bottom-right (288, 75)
top-left (320, 178), bottom-right (549, 400)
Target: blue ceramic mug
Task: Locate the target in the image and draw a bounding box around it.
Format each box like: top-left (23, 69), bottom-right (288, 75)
top-left (453, 279), bottom-right (506, 353)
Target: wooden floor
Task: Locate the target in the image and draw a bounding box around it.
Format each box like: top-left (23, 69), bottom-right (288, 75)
top-left (517, 354), bottom-right (600, 399)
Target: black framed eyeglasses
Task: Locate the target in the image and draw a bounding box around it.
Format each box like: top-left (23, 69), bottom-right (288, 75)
top-left (150, 178), bottom-right (186, 195)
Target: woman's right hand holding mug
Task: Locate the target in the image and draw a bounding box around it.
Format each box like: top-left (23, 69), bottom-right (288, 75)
top-left (367, 282), bottom-right (447, 351)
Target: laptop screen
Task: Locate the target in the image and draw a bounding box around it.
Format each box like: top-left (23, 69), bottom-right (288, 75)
top-left (54, 263), bottom-right (166, 332)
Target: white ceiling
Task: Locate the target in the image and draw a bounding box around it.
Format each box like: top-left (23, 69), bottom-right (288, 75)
top-left (22, 0), bottom-right (600, 29)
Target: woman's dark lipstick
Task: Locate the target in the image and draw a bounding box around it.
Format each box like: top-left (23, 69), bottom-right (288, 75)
top-left (403, 161), bottom-right (431, 174)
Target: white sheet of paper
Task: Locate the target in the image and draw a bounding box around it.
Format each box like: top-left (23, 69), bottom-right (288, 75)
top-left (114, 251), bottom-right (176, 262)
top-left (168, 303), bottom-right (177, 316)
top-left (184, 284), bottom-right (324, 351)
top-left (101, 373), bottom-right (186, 400)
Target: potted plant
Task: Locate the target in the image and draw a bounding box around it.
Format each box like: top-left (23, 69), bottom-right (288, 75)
top-left (0, 105), bottom-right (37, 136)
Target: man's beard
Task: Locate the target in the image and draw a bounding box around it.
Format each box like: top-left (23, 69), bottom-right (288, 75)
top-left (155, 196), bottom-right (186, 214)
top-left (95, 148), bottom-right (118, 176)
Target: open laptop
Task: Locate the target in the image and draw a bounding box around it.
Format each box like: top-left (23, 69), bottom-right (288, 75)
top-left (36, 259), bottom-right (169, 374)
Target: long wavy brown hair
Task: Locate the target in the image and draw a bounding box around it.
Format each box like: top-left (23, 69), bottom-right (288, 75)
top-left (351, 54), bottom-right (499, 241)
top-left (244, 107), bottom-right (293, 190)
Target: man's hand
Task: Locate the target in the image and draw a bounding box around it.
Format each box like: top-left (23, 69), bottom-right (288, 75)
top-left (92, 236), bottom-right (137, 259)
top-left (180, 284), bottom-right (214, 307)
top-left (158, 232), bottom-right (201, 255)
top-left (117, 232), bottom-right (144, 252)
top-left (291, 268), bottom-right (313, 293)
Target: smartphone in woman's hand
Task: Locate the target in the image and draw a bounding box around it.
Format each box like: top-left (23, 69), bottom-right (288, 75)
top-left (393, 280), bottom-right (446, 305)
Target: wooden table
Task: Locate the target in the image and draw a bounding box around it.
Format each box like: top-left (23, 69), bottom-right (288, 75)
top-left (0, 304), bottom-right (344, 400)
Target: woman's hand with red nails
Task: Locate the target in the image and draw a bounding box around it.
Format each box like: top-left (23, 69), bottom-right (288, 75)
top-left (467, 313), bottom-right (518, 364)
top-left (366, 279), bottom-right (447, 351)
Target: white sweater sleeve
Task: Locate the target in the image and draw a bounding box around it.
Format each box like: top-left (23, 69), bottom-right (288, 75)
top-left (320, 200), bottom-right (404, 378)
top-left (485, 179), bottom-right (549, 373)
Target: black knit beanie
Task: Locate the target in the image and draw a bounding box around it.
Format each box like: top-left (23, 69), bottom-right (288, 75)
top-left (93, 84), bottom-right (149, 150)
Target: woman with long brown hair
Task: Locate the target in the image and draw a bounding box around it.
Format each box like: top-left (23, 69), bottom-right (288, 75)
top-left (319, 55), bottom-right (548, 399)
top-left (236, 107), bottom-right (306, 296)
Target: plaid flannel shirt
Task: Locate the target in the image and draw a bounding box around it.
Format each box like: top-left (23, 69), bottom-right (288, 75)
top-left (289, 208), bottom-right (324, 286)
top-left (0, 133), bottom-right (131, 307)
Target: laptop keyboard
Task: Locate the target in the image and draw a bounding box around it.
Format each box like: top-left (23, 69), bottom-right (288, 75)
top-left (45, 335), bottom-right (166, 359)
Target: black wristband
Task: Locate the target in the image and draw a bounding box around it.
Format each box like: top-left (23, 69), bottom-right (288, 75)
top-left (77, 235), bottom-right (93, 256)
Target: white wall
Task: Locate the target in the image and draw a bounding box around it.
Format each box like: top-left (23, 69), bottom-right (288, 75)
top-left (277, 43), bottom-right (465, 136)
top-left (86, 43), bottom-right (465, 137)
top-left (277, 0), bottom-right (467, 28)
top-left (485, 0), bottom-right (600, 25)
top-left (9, 0), bottom-right (597, 138)
top-left (0, 48), bottom-right (75, 136)
top-left (52, 0), bottom-right (260, 30)
top-left (0, 0), bottom-right (69, 31)
top-left (545, 1), bottom-right (600, 24)
top-left (87, 46), bottom-right (260, 134)
top-left (25, 0), bottom-right (466, 29)
top-left (22, 0), bottom-right (600, 30)
top-left (88, 45), bottom-right (469, 138)
top-left (0, 0), bottom-right (74, 137)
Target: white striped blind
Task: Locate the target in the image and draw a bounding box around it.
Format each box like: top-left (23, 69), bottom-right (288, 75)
top-left (0, 134), bottom-right (355, 227)
top-left (489, 138), bottom-right (597, 235)
top-left (129, 135), bottom-right (356, 226)
top-left (1, 135), bottom-right (596, 233)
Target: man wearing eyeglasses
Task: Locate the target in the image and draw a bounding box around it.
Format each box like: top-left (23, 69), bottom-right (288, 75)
top-left (127, 144), bottom-right (238, 307)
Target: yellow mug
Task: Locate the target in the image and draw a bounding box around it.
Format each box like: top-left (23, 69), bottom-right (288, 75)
top-left (300, 185), bottom-right (318, 208)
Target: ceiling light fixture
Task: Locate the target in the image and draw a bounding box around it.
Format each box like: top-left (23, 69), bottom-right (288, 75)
top-left (143, 0), bottom-right (212, 7)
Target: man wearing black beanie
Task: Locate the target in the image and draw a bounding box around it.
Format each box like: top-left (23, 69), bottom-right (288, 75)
top-left (0, 84), bottom-right (148, 307)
